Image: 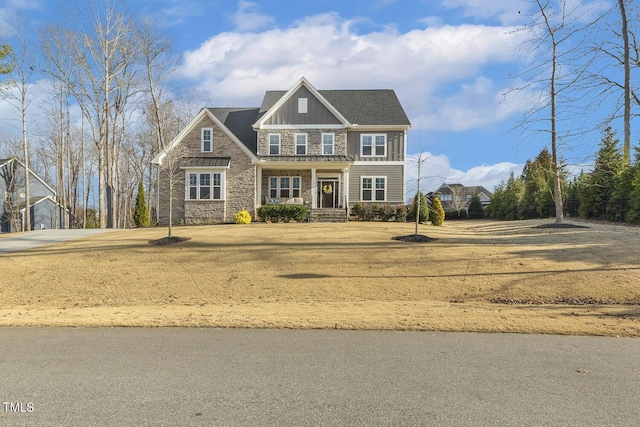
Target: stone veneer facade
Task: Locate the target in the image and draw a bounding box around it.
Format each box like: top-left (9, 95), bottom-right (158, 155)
top-left (158, 114), bottom-right (255, 225)
top-left (257, 129), bottom-right (347, 156)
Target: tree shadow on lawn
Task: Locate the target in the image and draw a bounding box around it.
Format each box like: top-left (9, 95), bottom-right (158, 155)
top-left (277, 265), bottom-right (640, 280)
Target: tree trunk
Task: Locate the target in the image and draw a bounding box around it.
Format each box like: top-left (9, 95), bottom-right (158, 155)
top-left (618, 0), bottom-right (631, 164)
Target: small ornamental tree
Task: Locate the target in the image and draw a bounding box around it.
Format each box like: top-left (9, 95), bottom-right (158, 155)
top-left (468, 194), bottom-right (484, 219)
top-left (133, 181), bottom-right (150, 227)
top-left (430, 196), bottom-right (445, 226)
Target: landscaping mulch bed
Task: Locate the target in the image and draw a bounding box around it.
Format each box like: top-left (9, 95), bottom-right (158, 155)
top-left (148, 236), bottom-right (191, 246)
top-left (392, 234), bottom-right (438, 243)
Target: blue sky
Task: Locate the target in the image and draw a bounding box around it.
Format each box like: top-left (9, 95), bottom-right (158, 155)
top-left (0, 0), bottom-right (621, 195)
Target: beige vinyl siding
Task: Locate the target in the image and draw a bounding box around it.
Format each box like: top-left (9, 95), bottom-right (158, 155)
top-left (347, 131), bottom-right (405, 161)
top-left (265, 86), bottom-right (342, 125)
top-left (349, 164), bottom-right (404, 203)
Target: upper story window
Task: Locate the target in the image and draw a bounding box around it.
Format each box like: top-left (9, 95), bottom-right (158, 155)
top-left (298, 98), bottom-right (308, 114)
top-left (269, 134), bottom-right (281, 155)
top-left (201, 128), bottom-right (213, 152)
top-left (439, 194), bottom-right (452, 202)
top-left (295, 133), bottom-right (307, 155)
top-left (187, 171), bottom-right (224, 200)
top-left (361, 134), bottom-right (386, 157)
top-left (322, 133), bottom-right (334, 155)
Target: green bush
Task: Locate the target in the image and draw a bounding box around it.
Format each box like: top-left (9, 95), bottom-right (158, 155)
top-left (377, 204), bottom-right (395, 221)
top-left (394, 204), bottom-right (408, 222)
top-left (257, 204), bottom-right (307, 222)
top-left (350, 203), bottom-right (362, 220)
top-left (234, 209), bottom-right (252, 224)
top-left (410, 191), bottom-right (429, 223)
top-left (430, 196), bottom-right (445, 226)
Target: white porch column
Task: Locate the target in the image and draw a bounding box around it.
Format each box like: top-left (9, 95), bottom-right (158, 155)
top-left (256, 165), bottom-right (262, 211)
top-left (343, 167), bottom-right (349, 208)
top-left (311, 167), bottom-right (317, 208)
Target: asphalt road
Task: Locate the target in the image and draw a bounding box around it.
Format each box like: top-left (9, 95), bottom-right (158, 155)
top-left (0, 229), bottom-right (116, 254)
top-left (1, 329), bottom-right (639, 426)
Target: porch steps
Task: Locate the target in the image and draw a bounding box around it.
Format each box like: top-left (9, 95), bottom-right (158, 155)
top-left (310, 208), bottom-right (348, 223)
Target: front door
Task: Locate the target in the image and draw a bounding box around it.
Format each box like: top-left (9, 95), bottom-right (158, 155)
top-left (318, 180), bottom-right (338, 208)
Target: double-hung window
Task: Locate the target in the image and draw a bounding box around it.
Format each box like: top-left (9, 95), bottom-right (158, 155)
top-left (361, 134), bottom-right (386, 157)
top-left (361, 176), bottom-right (386, 202)
top-left (269, 176), bottom-right (301, 199)
top-left (269, 134), bottom-right (281, 155)
top-left (322, 133), bottom-right (334, 155)
top-left (295, 133), bottom-right (307, 155)
top-left (201, 128), bottom-right (213, 152)
top-left (187, 171), bottom-right (224, 200)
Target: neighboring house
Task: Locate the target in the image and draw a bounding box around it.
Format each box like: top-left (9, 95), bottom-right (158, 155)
top-left (434, 183), bottom-right (493, 211)
top-left (152, 77), bottom-right (411, 224)
top-left (0, 157), bottom-right (67, 233)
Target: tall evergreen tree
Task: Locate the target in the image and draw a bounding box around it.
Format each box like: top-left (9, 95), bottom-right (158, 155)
top-left (579, 127), bottom-right (624, 220)
top-left (133, 181), bottom-right (150, 227)
top-left (522, 147), bottom-right (556, 217)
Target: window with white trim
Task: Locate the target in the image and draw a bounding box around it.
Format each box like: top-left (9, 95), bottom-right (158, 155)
top-left (201, 128), bottom-right (213, 152)
top-left (361, 176), bottom-right (386, 201)
top-left (269, 134), bottom-right (281, 155)
top-left (295, 133), bottom-right (307, 155)
top-left (186, 171), bottom-right (225, 200)
top-left (269, 176), bottom-right (301, 198)
top-left (298, 98), bottom-right (308, 114)
top-left (361, 134), bottom-right (386, 157)
top-left (439, 194), bottom-right (452, 202)
top-left (322, 133), bottom-right (334, 155)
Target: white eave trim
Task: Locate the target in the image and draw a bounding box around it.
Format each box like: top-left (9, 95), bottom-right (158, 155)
top-left (348, 125), bottom-right (411, 131)
top-left (260, 124), bottom-right (345, 130)
top-left (253, 77), bottom-right (352, 129)
top-left (352, 161), bottom-right (404, 166)
top-left (152, 108), bottom-right (259, 166)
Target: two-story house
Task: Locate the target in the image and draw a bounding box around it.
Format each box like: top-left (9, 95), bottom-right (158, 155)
top-left (434, 183), bottom-right (493, 211)
top-left (1, 157), bottom-right (67, 232)
top-left (152, 77), bottom-right (411, 224)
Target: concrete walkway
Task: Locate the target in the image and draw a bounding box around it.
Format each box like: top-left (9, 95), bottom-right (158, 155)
top-left (0, 229), bottom-right (117, 254)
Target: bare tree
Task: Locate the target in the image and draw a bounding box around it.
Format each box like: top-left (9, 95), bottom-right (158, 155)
top-left (156, 145), bottom-right (189, 238)
top-left (513, 0), bottom-right (602, 224)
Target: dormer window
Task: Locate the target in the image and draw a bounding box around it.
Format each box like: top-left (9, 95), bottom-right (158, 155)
top-left (201, 128), bottom-right (213, 152)
top-left (298, 98), bottom-right (308, 114)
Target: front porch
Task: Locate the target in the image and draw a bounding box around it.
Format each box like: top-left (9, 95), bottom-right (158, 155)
top-left (256, 157), bottom-right (352, 222)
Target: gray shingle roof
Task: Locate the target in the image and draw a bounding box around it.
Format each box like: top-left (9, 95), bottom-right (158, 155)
top-left (181, 157), bottom-right (231, 168)
top-left (259, 89), bottom-right (411, 126)
top-left (208, 108), bottom-right (260, 154)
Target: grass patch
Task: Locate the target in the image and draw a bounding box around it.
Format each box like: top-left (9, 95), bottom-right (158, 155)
top-left (1, 220), bottom-right (639, 336)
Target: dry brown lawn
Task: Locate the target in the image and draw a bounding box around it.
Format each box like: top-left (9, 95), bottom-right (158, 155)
top-left (1, 219), bottom-right (639, 336)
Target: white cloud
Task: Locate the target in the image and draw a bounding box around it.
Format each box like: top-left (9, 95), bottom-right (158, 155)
top-left (5, 0), bottom-right (41, 10)
top-left (405, 151), bottom-right (523, 200)
top-left (148, 0), bottom-right (204, 28)
top-left (441, 0), bottom-right (528, 25)
top-left (179, 14), bottom-right (528, 131)
top-left (229, 0), bottom-right (275, 32)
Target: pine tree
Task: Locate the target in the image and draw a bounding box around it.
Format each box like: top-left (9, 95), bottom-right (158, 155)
top-left (133, 181), bottom-right (150, 227)
top-left (430, 196), bottom-right (445, 226)
top-left (468, 194), bottom-right (484, 219)
top-left (579, 127), bottom-right (624, 220)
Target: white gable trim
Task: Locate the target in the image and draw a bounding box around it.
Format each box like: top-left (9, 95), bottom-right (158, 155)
top-left (253, 77), bottom-right (352, 129)
top-left (152, 109), bottom-right (259, 166)
top-left (7, 158), bottom-right (57, 196)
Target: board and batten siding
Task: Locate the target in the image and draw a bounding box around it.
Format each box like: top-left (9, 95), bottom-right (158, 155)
top-left (349, 164), bottom-right (404, 204)
top-left (346, 131), bottom-right (405, 161)
top-left (264, 86), bottom-right (342, 126)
